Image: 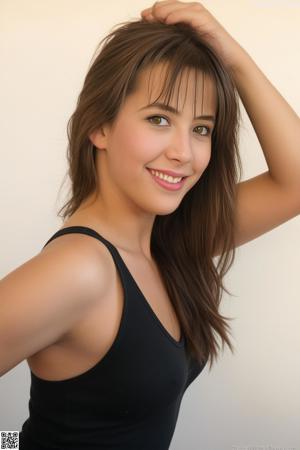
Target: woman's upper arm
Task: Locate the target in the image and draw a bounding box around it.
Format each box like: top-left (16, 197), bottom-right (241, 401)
top-left (213, 171), bottom-right (300, 257)
top-left (0, 240), bottom-right (109, 377)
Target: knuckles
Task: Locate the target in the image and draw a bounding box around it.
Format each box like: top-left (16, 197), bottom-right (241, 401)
top-left (147, 0), bottom-right (207, 22)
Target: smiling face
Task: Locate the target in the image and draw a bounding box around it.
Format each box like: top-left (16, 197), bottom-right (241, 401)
top-left (89, 62), bottom-right (217, 218)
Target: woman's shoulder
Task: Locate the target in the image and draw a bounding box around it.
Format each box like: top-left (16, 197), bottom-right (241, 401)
top-left (41, 220), bottom-right (115, 292)
top-left (0, 221), bottom-right (113, 377)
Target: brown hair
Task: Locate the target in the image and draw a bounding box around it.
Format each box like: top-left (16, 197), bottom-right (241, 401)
top-left (57, 19), bottom-right (242, 370)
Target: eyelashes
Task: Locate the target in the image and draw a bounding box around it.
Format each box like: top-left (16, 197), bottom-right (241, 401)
top-left (146, 115), bottom-right (212, 137)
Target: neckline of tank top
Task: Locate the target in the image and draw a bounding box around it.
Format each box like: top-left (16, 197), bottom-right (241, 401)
top-left (44, 225), bottom-right (185, 348)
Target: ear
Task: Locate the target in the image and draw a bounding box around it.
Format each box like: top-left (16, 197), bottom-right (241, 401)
top-left (89, 126), bottom-right (109, 150)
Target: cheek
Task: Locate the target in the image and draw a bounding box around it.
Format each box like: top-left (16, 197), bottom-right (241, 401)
top-left (115, 123), bottom-right (166, 163)
top-left (194, 143), bottom-right (212, 173)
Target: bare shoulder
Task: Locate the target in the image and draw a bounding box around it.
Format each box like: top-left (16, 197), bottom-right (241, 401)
top-left (40, 230), bottom-right (114, 293)
top-left (0, 231), bottom-right (112, 376)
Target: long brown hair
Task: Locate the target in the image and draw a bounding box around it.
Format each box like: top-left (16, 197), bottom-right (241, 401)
top-left (57, 19), bottom-right (242, 370)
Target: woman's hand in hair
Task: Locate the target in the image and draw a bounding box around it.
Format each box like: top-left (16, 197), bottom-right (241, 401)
top-left (140, 0), bottom-right (246, 71)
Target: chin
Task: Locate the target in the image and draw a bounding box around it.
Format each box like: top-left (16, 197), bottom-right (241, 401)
top-left (151, 201), bottom-right (183, 216)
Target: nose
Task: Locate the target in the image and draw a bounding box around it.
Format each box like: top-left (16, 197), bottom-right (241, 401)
top-left (165, 129), bottom-right (193, 164)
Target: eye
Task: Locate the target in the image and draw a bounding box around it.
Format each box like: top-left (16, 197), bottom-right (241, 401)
top-left (194, 125), bottom-right (211, 136)
top-left (146, 115), bottom-right (211, 136)
top-left (147, 115), bottom-right (169, 126)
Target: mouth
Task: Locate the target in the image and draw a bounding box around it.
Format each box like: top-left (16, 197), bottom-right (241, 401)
top-left (146, 168), bottom-right (188, 191)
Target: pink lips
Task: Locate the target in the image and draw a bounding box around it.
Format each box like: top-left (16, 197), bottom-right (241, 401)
top-left (147, 168), bottom-right (187, 191)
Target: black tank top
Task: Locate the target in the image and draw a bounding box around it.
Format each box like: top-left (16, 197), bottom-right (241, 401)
top-left (19, 226), bottom-right (207, 450)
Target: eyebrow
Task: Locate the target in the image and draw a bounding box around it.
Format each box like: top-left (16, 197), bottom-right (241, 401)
top-left (138, 102), bottom-right (216, 123)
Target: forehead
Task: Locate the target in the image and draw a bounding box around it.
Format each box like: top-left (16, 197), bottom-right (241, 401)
top-left (130, 62), bottom-right (217, 115)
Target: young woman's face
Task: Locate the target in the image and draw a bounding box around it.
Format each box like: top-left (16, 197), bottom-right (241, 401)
top-left (90, 63), bottom-right (217, 217)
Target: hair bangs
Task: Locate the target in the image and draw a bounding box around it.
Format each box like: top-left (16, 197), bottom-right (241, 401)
top-left (141, 57), bottom-right (217, 120)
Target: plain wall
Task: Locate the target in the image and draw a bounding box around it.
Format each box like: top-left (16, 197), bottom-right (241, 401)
top-left (0, 1), bottom-right (299, 449)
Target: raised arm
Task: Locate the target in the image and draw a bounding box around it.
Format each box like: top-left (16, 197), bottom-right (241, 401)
top-left (225, 36), bottom-right (300, 250)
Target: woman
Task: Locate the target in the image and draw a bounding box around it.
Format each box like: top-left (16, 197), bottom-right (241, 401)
top-left (1, 1), bottom-right (299, 449)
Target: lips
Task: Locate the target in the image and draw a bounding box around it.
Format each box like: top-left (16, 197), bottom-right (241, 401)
top-left (148, 168), bottom-right (187, 191)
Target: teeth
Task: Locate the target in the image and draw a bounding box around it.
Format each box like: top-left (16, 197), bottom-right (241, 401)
top-left (150, 169), bottom-right (182, 184)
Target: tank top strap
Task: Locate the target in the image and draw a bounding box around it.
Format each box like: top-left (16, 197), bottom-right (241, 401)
top-left (42, 225), bottom-right (129, 280)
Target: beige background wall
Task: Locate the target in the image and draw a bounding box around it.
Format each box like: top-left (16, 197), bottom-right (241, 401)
top-left (0, 1), bottom-right (299, 449)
